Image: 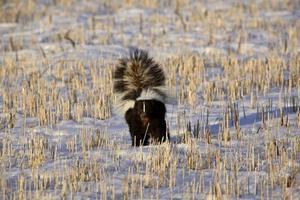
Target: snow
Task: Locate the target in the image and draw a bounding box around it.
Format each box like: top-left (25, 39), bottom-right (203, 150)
top-left (0, 0), bottom-right (300, 199)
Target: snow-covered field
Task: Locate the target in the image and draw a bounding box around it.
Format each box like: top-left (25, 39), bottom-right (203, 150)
top-left (0, 0), bottom-right (300, 199)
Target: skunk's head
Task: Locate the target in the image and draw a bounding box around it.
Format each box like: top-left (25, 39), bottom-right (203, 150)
top-left (133, 99), bottom-right (166, 125)
top-left (115, 88), bottom-right (169, 115)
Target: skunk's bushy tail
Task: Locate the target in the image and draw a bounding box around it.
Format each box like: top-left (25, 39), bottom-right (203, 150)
top-left (114, 48), bottom-right (167, 112)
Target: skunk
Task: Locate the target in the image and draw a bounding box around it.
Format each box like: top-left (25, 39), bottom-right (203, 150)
top-left (114, 48), bottom-right (169, 146)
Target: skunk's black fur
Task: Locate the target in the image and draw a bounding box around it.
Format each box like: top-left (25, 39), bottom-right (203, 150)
top-left (114, 48), bottom-right (169, 146)
top-left (125, 100), bottom-right (168, 146)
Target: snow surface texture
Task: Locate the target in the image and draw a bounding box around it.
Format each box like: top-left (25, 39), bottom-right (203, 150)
top-left (0, 0), bottom-right (300, 199)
